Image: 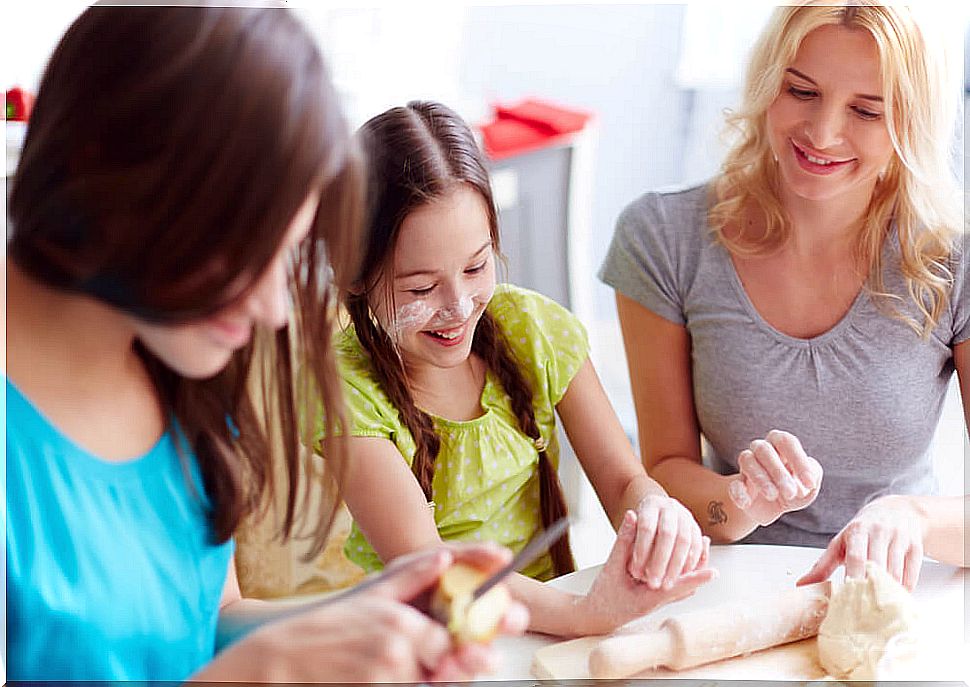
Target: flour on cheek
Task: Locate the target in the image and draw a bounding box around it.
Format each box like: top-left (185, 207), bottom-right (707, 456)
top-left (387, 300), bottom-right (435, 344)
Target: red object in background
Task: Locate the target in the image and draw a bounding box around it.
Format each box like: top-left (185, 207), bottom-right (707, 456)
top-left (479, 98), bottom-right (593, 160)
top-left (6, 87), bottom-right (35, 122)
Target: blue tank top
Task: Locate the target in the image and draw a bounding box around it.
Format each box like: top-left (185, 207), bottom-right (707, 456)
top-left (5, 378), bottom-right (234, 681)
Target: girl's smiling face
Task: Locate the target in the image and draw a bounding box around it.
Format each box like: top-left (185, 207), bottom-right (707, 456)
top-left (371, 185), bottom-right (496, 373)
top-left (132, 192), bottom-right (317, 379)
top-left (766, 24), bottom-right (895, 208)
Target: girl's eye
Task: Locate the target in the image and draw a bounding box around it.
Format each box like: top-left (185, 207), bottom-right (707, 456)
top-left (852, 106), bottom-right (881, 121)
top-left (465, 261), bottom-right (487, 275)
top-left (788, 85), bottom-right (817, 100)
top-left (408, 286), bottom-right (434, 296)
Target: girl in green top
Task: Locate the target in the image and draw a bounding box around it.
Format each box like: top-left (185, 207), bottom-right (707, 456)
top-left (323, 101), bottom-right (717, 637)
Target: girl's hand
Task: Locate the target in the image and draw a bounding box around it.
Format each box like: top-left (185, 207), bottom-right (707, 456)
top-left (797, 495), bottom-right (928, 591)
top-left (628, 493), bottom-right (707, 589)
top-left (576, 510), bottom-right (716, 636)
top-left (199, 545), bottom-right (528, 683)
top-left (727, 430), bottom-right (823, 526)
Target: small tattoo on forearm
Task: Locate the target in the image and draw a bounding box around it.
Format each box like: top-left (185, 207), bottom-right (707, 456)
top-left (708, 500), bottom-right (728, 525)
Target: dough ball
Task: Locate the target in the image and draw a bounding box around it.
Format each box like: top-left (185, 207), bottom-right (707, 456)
top-left (817, 562), bottom-right (920, 680)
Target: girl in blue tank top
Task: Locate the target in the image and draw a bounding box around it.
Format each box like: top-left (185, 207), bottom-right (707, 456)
top-left (4, 6), bottom-right (524, 683)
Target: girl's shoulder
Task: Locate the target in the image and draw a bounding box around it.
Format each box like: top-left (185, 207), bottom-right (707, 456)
top-left (487, 284), bottom-right (582, 336)
top-left (486, 284), bottom-right (589, 399)
top-left (333, 324), bottom-right (387, 396)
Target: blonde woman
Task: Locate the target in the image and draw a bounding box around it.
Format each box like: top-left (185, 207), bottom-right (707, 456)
top-left (600, 1), bottom-right (966, 591)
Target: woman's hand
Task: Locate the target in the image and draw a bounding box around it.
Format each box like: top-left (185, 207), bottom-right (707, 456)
top-left (575, 510), bottom-right (716, 636)
top-left (727, 430), bottom-right (823, 526)
top-left (797, 495), bottom-right (928, 591)
top-left (198, 544), bottom-right (528, 683)
top-left (628, 493), bottom-right (707, 589)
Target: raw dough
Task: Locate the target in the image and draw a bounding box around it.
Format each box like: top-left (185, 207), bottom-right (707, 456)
top-left (817, 562), bottom-right (920, 680)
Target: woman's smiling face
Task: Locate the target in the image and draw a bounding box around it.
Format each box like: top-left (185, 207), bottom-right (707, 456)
top-left (766, 24), bottom-right (895, 207)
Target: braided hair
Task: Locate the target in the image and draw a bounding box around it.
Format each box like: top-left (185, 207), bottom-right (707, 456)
top-left (346, 101), bottom-right (574, 575)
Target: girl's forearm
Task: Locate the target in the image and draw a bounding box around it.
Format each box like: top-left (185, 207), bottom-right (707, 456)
top-left (650, 457), bottom-right (761, 543)
top-left (610, 473), bottom-right (667, 529)
top-left (505, 572), bottom-right (588, 637)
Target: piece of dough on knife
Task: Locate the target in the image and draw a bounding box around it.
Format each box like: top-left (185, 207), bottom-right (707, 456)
top-left (817, 561), bottom-right (920, 680)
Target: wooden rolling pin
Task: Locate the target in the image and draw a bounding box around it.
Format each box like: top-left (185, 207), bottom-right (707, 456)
top-left (588, 581), bottom-right (832, 679)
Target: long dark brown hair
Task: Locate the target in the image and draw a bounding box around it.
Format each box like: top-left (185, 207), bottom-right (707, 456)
top-left (7, 4), bottom-right (363, 558)
top-left (348, 101), bottom-right (574, 575)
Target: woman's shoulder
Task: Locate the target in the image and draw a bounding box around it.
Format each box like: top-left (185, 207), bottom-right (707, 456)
top-left (614, 180), bottom-right (715, 262)
top-left (618, 180), bottom-right (713, 234)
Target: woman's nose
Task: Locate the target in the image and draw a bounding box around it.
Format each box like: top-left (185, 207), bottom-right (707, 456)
top-left (804, 101), bottom-right (845, 151)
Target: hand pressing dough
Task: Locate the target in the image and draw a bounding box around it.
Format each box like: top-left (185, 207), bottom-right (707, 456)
top-left (817, 562), bottom-right (920, 680)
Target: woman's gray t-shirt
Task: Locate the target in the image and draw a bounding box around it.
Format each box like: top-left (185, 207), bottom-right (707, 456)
top-left (599, 182), bottom-right (969, 547)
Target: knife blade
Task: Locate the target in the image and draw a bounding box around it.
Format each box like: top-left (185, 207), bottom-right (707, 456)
top-left (471, 516), bottom-right (570, 601)
top-left (260, 516), bottom-right (570, 631)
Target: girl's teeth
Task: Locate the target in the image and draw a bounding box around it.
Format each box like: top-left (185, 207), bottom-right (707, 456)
top-left (433, 329), bottom-right (460, 339)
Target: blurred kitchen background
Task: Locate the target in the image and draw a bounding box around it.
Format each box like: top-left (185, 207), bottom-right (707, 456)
top-left (4, 2), bottom-right (968, 568)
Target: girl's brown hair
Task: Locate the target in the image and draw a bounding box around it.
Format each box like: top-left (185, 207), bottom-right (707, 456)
top-left (347, 100), bottom-right (574, 575)
top-left (7, 5), bottom-right (363, 558)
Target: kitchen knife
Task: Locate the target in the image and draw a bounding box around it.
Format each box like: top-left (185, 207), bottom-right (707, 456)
top-left (471, 516), bottom-right (570, 601)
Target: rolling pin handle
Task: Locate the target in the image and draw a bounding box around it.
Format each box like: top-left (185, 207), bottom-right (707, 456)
top-left (589, 627), bottom-right (676, 679)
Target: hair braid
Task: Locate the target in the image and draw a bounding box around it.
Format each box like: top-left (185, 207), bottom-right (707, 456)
top-left (346, 296), bottom-right (439, 499)
top-left (473, 311), bottom-right (575, 576)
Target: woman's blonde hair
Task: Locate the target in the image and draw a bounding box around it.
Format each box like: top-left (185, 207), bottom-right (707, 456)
top-left (709, 1), bottom-right (962, 336)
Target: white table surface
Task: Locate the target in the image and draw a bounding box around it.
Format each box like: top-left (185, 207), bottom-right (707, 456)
top-left (489, 543), bottom-right (969, 682)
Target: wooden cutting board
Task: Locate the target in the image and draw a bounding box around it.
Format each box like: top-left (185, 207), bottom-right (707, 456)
top-left (528, 547), bottom-right (969, 682)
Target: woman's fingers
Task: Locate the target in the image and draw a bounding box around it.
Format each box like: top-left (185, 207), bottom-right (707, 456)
top-left (750, 439), bottom-right (798, 501)
top-left (866, 524), bottom-right (891, 573)
top-left (660, 518), bottom-right (694, 589)
top-left (887, 536), bottom-right (906, 585)
top-left (699, 536), bottom-right (711, 568)
top-left (902, 541), bottom-right (923, 591)
top-left (681, 529), bottom-right (705, 575)
top-left (842, 526), bottom-right (869, 580)
top-left (797, 536), bottom-right (843, 586)
top-left (765, 429), bottom-right (818, 495)
top-left (645, 507), bottom-right (678, 589)
top-left (629, 502), bottom-right (659, 581)
top-left (738, 448), bottom-right (778, 502)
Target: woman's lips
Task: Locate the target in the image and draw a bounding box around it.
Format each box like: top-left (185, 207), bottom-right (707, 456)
top-left (790, 140), bottom-right (855, 175)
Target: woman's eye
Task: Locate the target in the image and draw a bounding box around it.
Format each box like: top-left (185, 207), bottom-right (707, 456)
top-left (852, 106), bottom-right (881, 121)
top-left (788, 85), bottom-right (816, 100)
